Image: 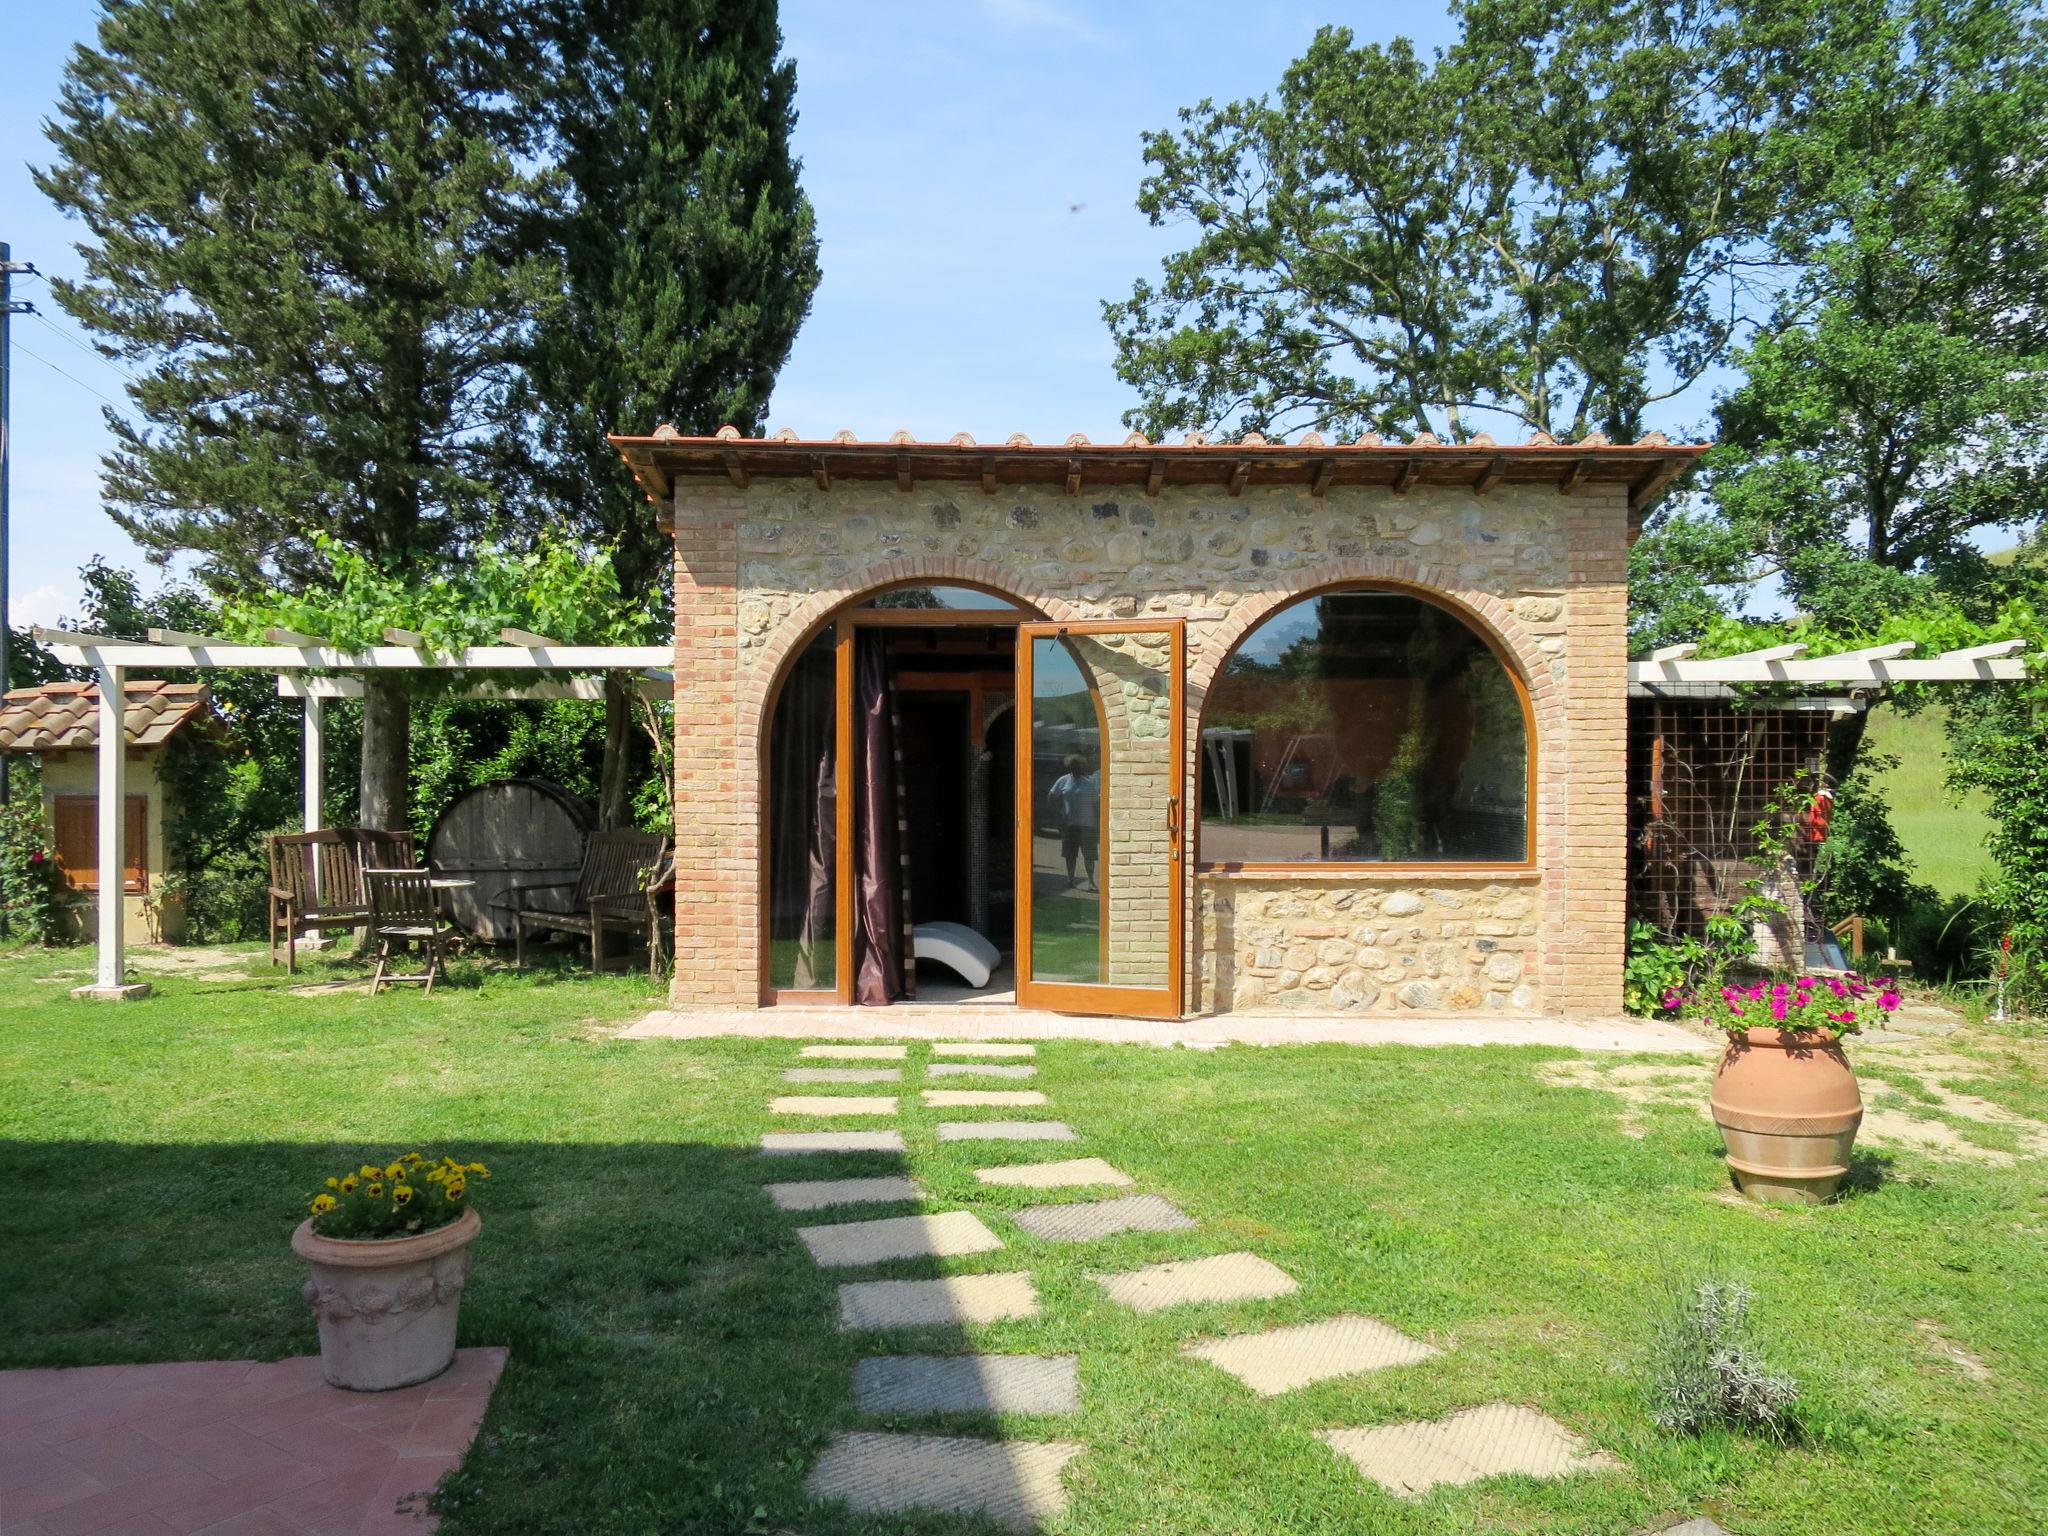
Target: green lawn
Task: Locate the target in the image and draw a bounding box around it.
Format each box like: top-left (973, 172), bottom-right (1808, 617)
top-left (3, 943), bottom-right (2046, 1534)
top-left (1862, 703), bottom-right (1997, 900)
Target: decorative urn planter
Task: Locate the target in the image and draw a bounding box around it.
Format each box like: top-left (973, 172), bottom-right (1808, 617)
top-left (1710, 1026), bottom-right (1863, 1204)
top-left (292, 1205), bottom-right (480, 1390)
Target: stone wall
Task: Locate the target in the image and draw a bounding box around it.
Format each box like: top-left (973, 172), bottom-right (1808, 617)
top-left (1196, 874), bottom-right (1541, 1013)
top-left (671, 472), bottom-right (1630, 1016)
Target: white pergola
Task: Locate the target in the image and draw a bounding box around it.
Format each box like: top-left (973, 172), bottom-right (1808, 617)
top-left (33, 625), bottom-right (672, 999)
top-left (1628, 637), bottom-right (2034, 684)
top-left (29, 624), bottom-right (2038, 1000)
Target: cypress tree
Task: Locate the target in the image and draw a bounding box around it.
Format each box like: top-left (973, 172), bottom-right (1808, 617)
top-left (527, 0), bottom-right (820, 827)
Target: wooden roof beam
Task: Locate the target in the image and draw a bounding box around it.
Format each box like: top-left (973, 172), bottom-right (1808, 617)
top-left (1628, 461), bottom-right (1683, 509)
top-left (1474, 457), bottom-right (1508, 495)
top-left (810, 456), bottom-right (831, 492)
top-left (1310, 459), bottom-right (1335, 497)
top-left (382, 628), bottom-right (427, 648)
top-left (980, 456), bottom-right (997, 495)
top-left (720, 450), bottom-right (749, 490)
top-left (895, 452), bottom-right (914, 492)
top-left (1228, 459), bottom-right (1251, 496)
top-left (1146, 458), bottom-right (1165, 496)
top-left (1392, 459), bottom-right (1420, 495)
top-left (264, 626), bottom-right (328, 647)
top-left (1065, 458), bottom-right (1083, 496)
top-left (499, 628), bottom-right (562, 648)
top-left (1558, 458), bottom-right (1590, 495)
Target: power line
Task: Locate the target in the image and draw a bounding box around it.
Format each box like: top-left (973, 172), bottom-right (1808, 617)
top-left (27, 309), bottom-right (141, 385)
top-left (11, 338), bottom-right (128, 411)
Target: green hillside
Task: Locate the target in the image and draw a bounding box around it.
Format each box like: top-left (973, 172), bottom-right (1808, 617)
top-left (1861, 703), bottom-right (1997, 900)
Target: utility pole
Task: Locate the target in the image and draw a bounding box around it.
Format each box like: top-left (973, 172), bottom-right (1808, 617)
top-left (0, 241), bottom-right (35, 808)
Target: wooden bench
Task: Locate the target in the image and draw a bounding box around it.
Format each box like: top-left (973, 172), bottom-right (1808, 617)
top-left (509, 829), bottom-right (671, 977)
top-left (268, 828), bottom-right (417, 971)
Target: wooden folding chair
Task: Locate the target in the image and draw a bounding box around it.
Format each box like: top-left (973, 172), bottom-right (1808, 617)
top-left (364, 867), bottom-right (453, 996)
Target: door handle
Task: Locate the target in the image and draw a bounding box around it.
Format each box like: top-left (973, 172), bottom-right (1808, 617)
top-left (1166, 794), bottom-right (1182, 847)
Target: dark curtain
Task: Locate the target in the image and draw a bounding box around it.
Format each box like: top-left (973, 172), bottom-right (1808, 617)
top-left (769, 639), bottom-right (836, 990)
top-left (854, 632), bottom-right (915, 1004)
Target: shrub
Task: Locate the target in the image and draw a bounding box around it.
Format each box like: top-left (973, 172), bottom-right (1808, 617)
top-left (1648, 1276), bottom-right (1801, 1438)
top-left (0, 797), bottom-right (69, 946)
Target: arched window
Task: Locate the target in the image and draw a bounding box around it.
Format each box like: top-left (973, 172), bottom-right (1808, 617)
top-left (1198, 589), bottom-right (1530, 867)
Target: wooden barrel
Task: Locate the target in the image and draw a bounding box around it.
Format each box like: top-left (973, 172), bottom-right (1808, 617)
top-left (427, 779), bottom-right (595, 943)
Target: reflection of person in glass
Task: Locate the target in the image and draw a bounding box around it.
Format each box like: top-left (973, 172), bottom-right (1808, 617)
top-left (1049, 754), bottom-right (1100, 890)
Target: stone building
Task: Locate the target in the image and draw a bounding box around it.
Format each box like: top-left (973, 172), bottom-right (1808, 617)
top-left (612, 428), bottom-right (1705, 1021)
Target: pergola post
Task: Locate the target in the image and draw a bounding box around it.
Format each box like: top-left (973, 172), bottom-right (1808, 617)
top-left (298, 691), bottom-right (335, 950)
top-left (302, 690), bottom-right (325, 832)
top-left (72, 663), bottom-right (150, 1000)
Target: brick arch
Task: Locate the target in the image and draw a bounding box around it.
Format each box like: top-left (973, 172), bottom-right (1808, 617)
top-left (740, 554), bottom-right (1087, 736)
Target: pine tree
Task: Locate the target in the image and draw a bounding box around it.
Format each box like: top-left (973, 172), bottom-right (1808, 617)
top-left (526, 0), bottom-right (819, 826)
top-left (36, 0), bottom-right (552, 828)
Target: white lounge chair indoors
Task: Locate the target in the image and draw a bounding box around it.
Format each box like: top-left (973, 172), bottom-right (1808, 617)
top-left (913, 921), bottom-right (1002, 988)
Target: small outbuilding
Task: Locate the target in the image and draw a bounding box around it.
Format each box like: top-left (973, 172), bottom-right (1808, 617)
top-left (0, 679), bottom-right (225, 943)
top-left (612, 427), bottom-right (1709, 1021)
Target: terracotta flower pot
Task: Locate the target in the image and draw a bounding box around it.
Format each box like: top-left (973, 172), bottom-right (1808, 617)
top-left (1709, 1027), bottom-right (1863, 1204)
top-left (292, 1206), bottom-right (480, 1390)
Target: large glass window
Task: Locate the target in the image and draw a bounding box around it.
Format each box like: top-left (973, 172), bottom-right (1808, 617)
top-left (1198, 590), bottom-right (1529, 866)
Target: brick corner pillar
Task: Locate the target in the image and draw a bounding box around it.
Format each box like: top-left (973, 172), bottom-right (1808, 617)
top-left (669, 484), bottom-right (754, 1009)
top-left (1557, 487), bottom-right (1631, 1016)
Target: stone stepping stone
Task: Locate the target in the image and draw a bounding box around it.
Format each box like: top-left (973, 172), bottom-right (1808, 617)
top-left (933, 1042), bottom-right (1036, 1057)
top-left (797, 1211), bottom-right (1004, 1268)
top-left (1182, 1315), bottom-right (1440, 1396)
top-left (974, 1157), bottom-right (1134, 1190)
top-left (784, 1066), bottom-right (902, 1084)
top-left (760, 1130), bottom-right (906, 1156)
top-left (1318, 1402), bottom-right (1621, 1498)
top-left (801, 1044), bottom-right (908, 1060)
top-left (852, 1354), bottom-right (1081, 1415)
top-left (770, 1095), bottom-right (897, 1116)
top-left (1641, 1522), bottom-right (1740, 1536)
top-left (923, 1089), bottom-right (1049, 1108)
top-left (839, 1272), bottom-right (1040, 1330)
top-left (806, 1431), bottom-right (1082, 1531)
top-left (765, 1176), bottom-right (920, 1212)
top-left (1095, 1252), bottom-right (1297, 1313)
top-left (1013, 1193), bottom-right (1196, 1244)
top-left (929, 1062), bottom-right (1037, 1079)
top-left (936, 1121), bottom-right (1078, 1143)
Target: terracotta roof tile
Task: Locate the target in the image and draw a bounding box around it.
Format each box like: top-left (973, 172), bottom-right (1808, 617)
top-left (0, 680), bottom-right (220, 754)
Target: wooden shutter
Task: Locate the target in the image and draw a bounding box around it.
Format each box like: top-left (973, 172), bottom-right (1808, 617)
top-left (49, 795), bottom-right (149, 893)
top-left (125, 796), bottom-right (149, 894)
top-left (53, 797), bottom-right (95, 889)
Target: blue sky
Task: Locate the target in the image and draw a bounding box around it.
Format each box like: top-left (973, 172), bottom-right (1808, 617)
top-left (2, 2), bottom-right (1518, 626)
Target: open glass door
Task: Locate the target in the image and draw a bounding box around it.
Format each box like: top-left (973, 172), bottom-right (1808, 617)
top-left (1016, 621), bottom-right (1184, 1017)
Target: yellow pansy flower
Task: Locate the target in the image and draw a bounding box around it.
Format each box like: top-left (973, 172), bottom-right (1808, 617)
top-left (324, 1177), bottom-right (339, 1190)
top-left (360, 1164), bottom-right (381, 1180)
top-left (466, 1162), bottom-right (489, 1178)
top-left (444, 1177), bottom-right (467, 1201)
top-left (367, 1181), bottom-right (384, 1198)
top-left (310, 1193), bottom-right (336, 1214)
top-left (392, 1185), bottom-right (415, 1206)
top-left (384, 1160), bottom-right (406, 1181)
top-left (425, 1166), bottom-right (445, 1183)
top-left (338, 1176), bottom-right (358, 1194)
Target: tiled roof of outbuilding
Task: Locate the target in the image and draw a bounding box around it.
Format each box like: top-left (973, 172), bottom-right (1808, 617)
top-left (610, 424), bottom-right (1709, 511)
top-left (0, 680), bottom-right (221, 754)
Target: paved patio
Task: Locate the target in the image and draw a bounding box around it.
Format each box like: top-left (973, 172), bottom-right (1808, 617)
top-left (0, 1348), bottom-right (505, 1535)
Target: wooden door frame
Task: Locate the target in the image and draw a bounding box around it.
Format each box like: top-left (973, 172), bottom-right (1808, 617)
top-left (1014, 619), bottom-right (1186, 1019)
